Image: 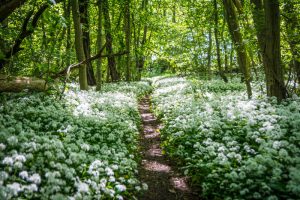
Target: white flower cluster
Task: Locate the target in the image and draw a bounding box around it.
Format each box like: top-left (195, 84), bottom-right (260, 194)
top-left (0, 81), bottom-right (151, 199)
top-left (151, 76), bottom-right (300, 199)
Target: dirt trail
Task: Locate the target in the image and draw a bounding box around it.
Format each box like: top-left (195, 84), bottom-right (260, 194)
top-left (138, 96), bottom-right (199, 200)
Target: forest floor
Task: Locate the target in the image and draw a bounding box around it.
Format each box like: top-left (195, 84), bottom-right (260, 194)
top-left (137, 96), bottom-right (199, 200)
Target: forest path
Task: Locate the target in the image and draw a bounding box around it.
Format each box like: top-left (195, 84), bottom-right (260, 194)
top-left (137, 96), bottom-right (199, 200)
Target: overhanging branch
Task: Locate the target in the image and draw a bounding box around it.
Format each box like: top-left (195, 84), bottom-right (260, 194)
top-left (53, 42), bottom-right (129, 78)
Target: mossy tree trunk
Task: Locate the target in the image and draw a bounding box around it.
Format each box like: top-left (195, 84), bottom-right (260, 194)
top-left (214, 0), bottom-right (228, 83)
top-left (102, 0), bottom-right (119, 82)
top-left (263, 0), bottom-right (286, 100)
top-left (96, 0), bottom-right (103, 91)
top-left (223, 0), bottom-right (252, 99)
top-left (124, 0), bottom-right (131, 82)
top-left (79, 0), bottom-right (96, 86)
top-left (71, 0), bottom-right (88, 90)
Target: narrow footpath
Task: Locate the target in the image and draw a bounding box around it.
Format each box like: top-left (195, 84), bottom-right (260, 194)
top-left (138, 96), bottom-right (199, 200)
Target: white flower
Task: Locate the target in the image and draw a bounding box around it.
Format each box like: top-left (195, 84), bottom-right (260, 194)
top-left (7, 136), bottom-right (18, 145)
top-left (15, 154), bottom-right (26, 162)
top-left (28, 173), bottom-right (41, 184)
top-left (135, 186), bottom-right (141, 191)
top-left (111, 165), bottom-right (119, 170)
top-left (272, 141), bottom-right (281, 149)
top-left (81, 143), bottom-right (90, 151)
top-left (116, 194), bottom-right (124, 200)
top-left (14, 161), bottom-right (23, 169)
top-left (24, 184), bottom-right (38, 192)
top-left (107, 189), bottom-right (115, 197)
top-left (105, 167), bottom-right (114, 176)
top-left (2, 157), bottom-right (14, 166)
top-left (142, 183), bottom-right (148, 190)
top-left (76, 177), bottom-right (90, 193)
top-left (115, 184), bottom-right (126, 192)
top-left (0, 143), bottom-right (6, 151)
top-left (19, 171), bottom-right (29, 179)
top-left (7, 182), bottom-right (23, 195)
top-left (109, 176), bottom-right (116, 182)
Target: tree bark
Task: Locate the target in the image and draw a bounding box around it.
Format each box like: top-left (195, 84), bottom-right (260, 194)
top-left (0, 0), bottom-right (64, 71)
top-left (0, 76), bottom-right (47, 92)
top-left (223, 0), bottom-right (252, 98)
top-left (263, 0), bottom-right (286, 100)
top-left (0, 0), bottom-right (27, 22)
top-left (96, 0), bottom-right (103, 90)
top-left (79, 0), bottom-right (96, 85)
top-left (0, 5), bottom-right (48, 70)
top-left (102, 0), bottom-right (119, 81)
top-left (71, 0), bottom-right (88, 90)
top-left (207, 27), bottom-right (212, 80)
top-left (136, 0), bottom-right (148, 81)
top-left (124, 0), bottom-right (131, 81)
top-left (214, 0), bottom-right (228, 82)
top-left (64, 0), bottom-right (72, 67)
top-left (172, 4), bottom-right (176, 23)
top-left (250, 0), bottom-right (265, 69)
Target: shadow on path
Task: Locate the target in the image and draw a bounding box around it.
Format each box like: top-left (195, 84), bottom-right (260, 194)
top-left (138, 96), bottom-right (199, 200)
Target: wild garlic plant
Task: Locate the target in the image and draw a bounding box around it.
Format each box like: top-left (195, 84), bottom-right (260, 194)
top-left (151, 76), bottom-right (300, 200)
top-left (0, 82), bottom-right (151, 199)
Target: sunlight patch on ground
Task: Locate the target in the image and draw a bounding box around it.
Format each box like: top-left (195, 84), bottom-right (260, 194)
top-left (142, 160), bottom-right (171, 173)
top-left (170, 177), bottom-right (190, 192)
top-left (146, 144), bottom-right (163, 157)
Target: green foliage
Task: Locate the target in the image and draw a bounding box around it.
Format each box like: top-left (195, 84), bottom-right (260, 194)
top-left (151, 77), bottom-right (300, 200)
top-left (0, 81), bottom-right (151, 199)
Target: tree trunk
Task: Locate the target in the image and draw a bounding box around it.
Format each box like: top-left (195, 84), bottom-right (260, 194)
top-left (102, 0), bottom-right (119, 81)
top-left (207, 27), bottom-right (212, 80)
top-left (136, 0), bottom-right (148, 81)
top-left (172, 5), bottom-right (176, 23)
top-left (263, 0), bottom-right (286, 100)
top-left (223, 0), bottom-right (252, 98)
top-left (250, 0), bottom-right (265, 61)
top-left (214, 0), bottom-right (228, 82)
top-left (71, 0), bottom-right (88, 90)
top-left (283, 1), bottom-right (300, 86)
top-left (79, 0), bottom-right (96, 85)
top-left (62, 0), bottom-right (71, 68)
top-left (124, 0), bottom-right (131, 81)
top-left (96, 0), bottom-right (103, 90)
top-left (0, 76), bottom-right (47, 92)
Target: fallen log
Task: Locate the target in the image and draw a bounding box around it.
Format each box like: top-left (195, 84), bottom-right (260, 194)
top-left (0, 75), bottom-right (47, 92)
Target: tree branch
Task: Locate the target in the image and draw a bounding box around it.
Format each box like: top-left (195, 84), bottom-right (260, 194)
top-left (0, 0), bottom-right (64, 70)
top-left (52, 44), bottom-right (129, 78)
top-left (0, 0), bottom-right (27, 22)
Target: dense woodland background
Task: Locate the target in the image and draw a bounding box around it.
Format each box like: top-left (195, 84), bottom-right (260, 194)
top-left (0, 0), bottom-right (299, 99)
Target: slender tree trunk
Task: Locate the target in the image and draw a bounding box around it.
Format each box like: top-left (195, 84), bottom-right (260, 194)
top-left (63, 0), bottom-right (71, 67)
top-left (264, 0), bottom-right (285, 100)
top-left (71, 0), bottom-right (88, 90)
top-left (96, 0), bottom-right (103, 90)
top-left (223, 0), bottom-right (252, 98)
top-left (79, 0), bottom-right (96, 85)
top-left (124, 0), bottom-right (131, 81)
top-left (250, 0), bottom-right (265, 61)
top-left (207, 27), bottom-right (212, 80)
top-left (172, 5), bottom-right (176, 23)
top-left (283, 1), bottom-right (300, 86)
top-left (136, 0), bottom-right (148, 81)
top-left (214, 0), bottom-right (228, 82)
top-left (102, 0), bottom-right (119, 81)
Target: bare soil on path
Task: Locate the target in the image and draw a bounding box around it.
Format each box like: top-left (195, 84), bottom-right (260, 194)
top-left (137, 96), bottom-right (199, 200)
